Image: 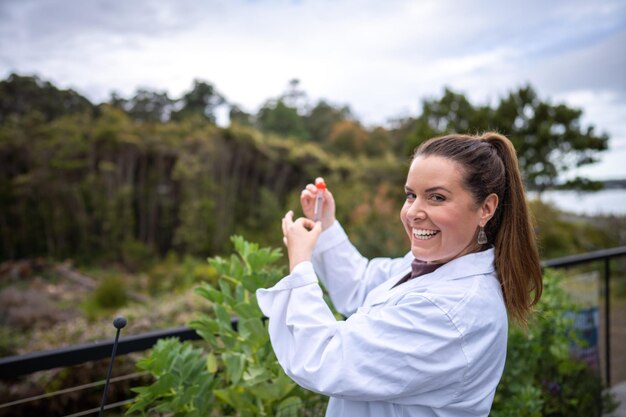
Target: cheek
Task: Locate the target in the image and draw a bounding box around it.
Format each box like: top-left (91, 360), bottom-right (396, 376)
top-left (399, 206), bottom-right (412, 234)
top-left (399, 204), bottom-right (408, 222)
top-left (433, 210), bottom-right (471, 233)
top-left (436, 209), bottom-right (479, 238)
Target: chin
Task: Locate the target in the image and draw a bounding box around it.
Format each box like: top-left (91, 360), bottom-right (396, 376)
top-left (410, 247), bottom-right (431, 262)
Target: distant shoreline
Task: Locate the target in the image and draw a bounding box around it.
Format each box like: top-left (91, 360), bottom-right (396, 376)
top-left (601, 179), bottom-right (626, 189)
top-left (528, 189), bottom-right (626, 216)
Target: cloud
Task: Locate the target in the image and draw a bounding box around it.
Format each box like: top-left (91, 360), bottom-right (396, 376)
top-left (1, 0), bottom-right (625, 145)
top-left (530, 29), bottom-right (626, 99)
top-left (1, 0), bottom-right (625, 179)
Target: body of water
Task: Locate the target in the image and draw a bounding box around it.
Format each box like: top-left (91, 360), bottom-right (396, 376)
top-left (529, 189), bottom-right (626, 216)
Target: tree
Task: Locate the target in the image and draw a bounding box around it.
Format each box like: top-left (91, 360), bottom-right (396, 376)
top-left (303, 100), bottom-right (351, 143)
top-left (111, 89), bottom-right (176, 123)
top-left (402, 88), bottom-right (491, 154)
top-left (171, 79), bottom-right (226, 123)
top-left (364, 127), bottom-right (393, 157)
top-left (403, 86), bottom-right (609, 192)
top-left (0, 73), bottom-right (94, 122)
top-left (281, 78), bottom-right (307, 113)
top-left (229, 105), bottom-right (253, 126)
top-left (327, 120), bottom-right (368, 154)
top-left (256, 99), bottom-right (309, 140)
top-left (493, 86), bottom-right (608, 192)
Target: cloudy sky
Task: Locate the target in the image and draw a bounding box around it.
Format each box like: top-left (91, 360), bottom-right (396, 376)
top-left (1, 0), bottom-right (625, 180)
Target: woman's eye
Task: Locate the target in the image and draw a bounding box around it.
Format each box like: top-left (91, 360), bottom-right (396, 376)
top-left (429, 194), bottom-right (446, 202)
top-left (405, 192), bottom-right (416, 201)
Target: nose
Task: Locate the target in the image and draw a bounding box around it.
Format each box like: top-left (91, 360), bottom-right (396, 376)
top-left (406, 198), bottom-right (427, 222)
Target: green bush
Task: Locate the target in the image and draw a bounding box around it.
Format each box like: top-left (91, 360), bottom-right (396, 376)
top-left (127, 236), bottom-right (327, 417)
top-left (490, 269), bottom-right (617, 417)
top-left (81, 275), bottom-right (129, 320)
top-left (93, 275), bottom-right (128, 309)
top-left (129, 338), bottom-right (217, 416)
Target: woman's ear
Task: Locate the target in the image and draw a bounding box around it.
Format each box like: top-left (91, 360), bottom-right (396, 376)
top-left (479, 193), bottom-right (499, 226)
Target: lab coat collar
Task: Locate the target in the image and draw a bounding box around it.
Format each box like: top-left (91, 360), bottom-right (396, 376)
top-left (424, 247), bottom-right (495, 282)
top-left (365, 248), bottom-right (495, 307)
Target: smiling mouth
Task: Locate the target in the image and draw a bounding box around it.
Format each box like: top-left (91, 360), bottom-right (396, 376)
top-left (412, 228), bottom-right (439, 240)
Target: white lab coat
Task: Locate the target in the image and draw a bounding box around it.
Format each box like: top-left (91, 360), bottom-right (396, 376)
top-left (256, 221), bottom-right (508, 417)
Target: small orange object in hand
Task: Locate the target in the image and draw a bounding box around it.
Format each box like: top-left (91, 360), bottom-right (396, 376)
top-left (314, 178), bottom-right (326, 222)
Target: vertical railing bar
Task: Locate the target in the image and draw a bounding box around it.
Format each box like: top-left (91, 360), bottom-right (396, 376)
top-left (604, 257), bottom-right (611, 386)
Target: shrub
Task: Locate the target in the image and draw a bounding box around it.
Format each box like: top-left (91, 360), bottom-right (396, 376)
top-left (82, 275), bottom-right (129, 320)
top-left (490, 269), bottom-right (618, 417)
top-left (93, 275), bottom-right (128, 308)
top-left (127, 236), bottom-right (327, 416)
top-left (129, 338), bottom-right (217, 416)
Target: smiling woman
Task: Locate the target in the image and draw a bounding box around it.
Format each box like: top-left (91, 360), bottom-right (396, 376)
top-left (257, 132), bottom-right (543, 417)
top-left (400, 155), bottom-right (498, 264)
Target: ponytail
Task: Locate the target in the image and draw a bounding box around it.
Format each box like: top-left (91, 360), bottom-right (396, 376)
top-left (481, 133), bottom-right (542, 326)
top-left (413, 132), bottom-right (543, 325)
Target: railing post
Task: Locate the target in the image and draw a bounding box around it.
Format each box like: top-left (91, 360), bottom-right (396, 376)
top-left (604, 257), bottom-right (611, 386)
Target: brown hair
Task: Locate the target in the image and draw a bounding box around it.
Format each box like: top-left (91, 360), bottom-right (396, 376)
top-left (413, 132), bottom-right (542, 325)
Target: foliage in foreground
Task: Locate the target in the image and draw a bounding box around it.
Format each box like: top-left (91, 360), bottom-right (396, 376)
top-left (127, 238), bottom-right (616, 416)
top-left (127, 236), bottom-right (326, 416)
top-left (491, 269), bottom-right (618, 417)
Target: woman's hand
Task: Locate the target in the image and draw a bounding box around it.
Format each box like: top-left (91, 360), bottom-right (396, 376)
top-left (300, 177), bottom-right (336, 230)
top-left (282, 210), bottom-right (322, 272)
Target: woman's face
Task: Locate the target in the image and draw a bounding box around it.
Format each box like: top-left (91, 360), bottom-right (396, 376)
top-left (400, 155), bottom-right (496, 264)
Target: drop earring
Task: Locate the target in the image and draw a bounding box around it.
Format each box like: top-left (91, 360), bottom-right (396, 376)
top-left (477, 227), bottom-right (488, 245)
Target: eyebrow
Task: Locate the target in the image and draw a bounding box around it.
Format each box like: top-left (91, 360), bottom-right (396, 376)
top-left (425, 186), bottom-right (452, 193)
top-left (405, 185), bottom-right (452, 193)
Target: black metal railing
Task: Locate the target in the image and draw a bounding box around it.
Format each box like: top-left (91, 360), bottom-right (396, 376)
top-left (0, 327), bottom-right (201, 379)
top-left (1, 245), bottom-right (625, 414)
top-left (542, 245), bottom-right (626, 386)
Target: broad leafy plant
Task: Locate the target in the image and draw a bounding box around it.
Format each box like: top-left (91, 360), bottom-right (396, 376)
top-left (127, 236), bottom-right (326, 416)
top-left (128, 338), bottom-right (216, 416)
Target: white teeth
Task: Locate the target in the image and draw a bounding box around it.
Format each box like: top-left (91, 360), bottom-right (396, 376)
top-left (412, 228), bottom-right (438, 240)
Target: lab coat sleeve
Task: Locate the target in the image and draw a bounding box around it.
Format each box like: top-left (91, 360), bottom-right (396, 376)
top-left (256, 262), bottom-right (468, 406)
top-left (311, 221), bottom-right (413, 316)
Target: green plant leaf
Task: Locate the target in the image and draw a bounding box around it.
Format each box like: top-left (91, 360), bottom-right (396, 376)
top-left (238, 318), bottom-right (268, 348)
top-left (243, 365), bottom-right (271, 385)
top-left (213, 304), bottom-right (233, 328)
top-left (223, 351), bottom-right (246, 385)
top-left (194, 283), bottom-right (223, 303)
top-left (206, 352), bottom-right (218, 374)
top-left (233, 302), bottom-right (261, 320)
top-left (214, 386), bottom-right (258, 413)
top-left (276, 396), bottom-right (302, 417)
